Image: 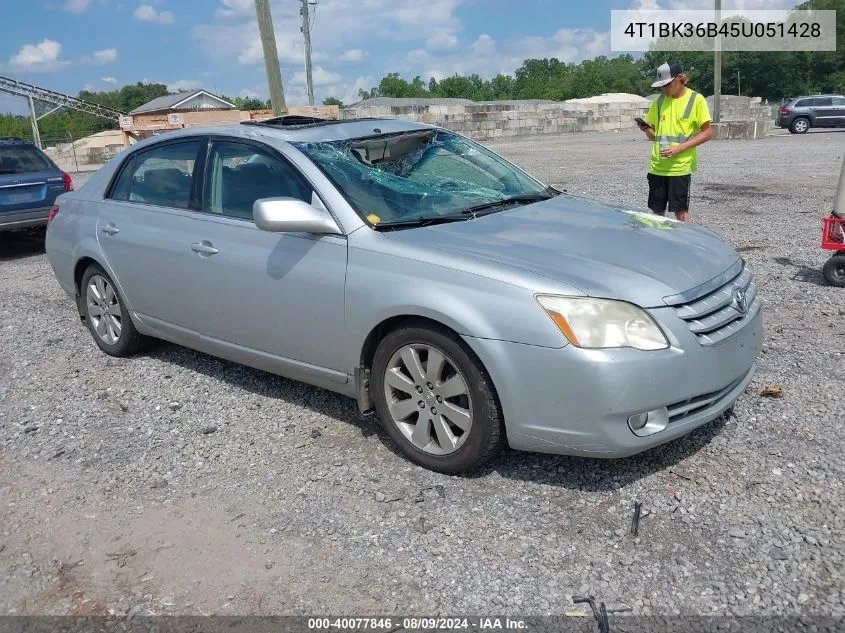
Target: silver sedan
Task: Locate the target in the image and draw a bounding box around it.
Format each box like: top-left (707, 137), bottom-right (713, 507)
top-left (45, 117), bottom-right (763, 473)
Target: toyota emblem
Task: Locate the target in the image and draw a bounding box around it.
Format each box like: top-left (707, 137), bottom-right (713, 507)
top-left (732, 287), bottom-right (749, 314)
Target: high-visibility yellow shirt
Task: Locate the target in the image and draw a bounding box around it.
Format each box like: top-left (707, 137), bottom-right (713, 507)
top-left (646, 89), bottom-right (712, 176)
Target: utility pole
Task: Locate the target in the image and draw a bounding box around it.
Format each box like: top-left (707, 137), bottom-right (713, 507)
top-left (713, 0), bottom-right (722, 122)
top-left (300, 0), bottom-right (315, 107)
top-left (254, 0), bottom-right (286, 115)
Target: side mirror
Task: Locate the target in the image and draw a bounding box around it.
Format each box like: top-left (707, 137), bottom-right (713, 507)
top-left (253, 198), bottom-right (342, 235)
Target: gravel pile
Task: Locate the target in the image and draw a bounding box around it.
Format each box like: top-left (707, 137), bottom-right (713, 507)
top-left (0, 129), bottom-right (843, 619)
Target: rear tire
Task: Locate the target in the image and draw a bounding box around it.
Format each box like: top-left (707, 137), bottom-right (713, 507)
top-left (789, 117), bottom-right (810, 134)
top-left (823, 253), bottom-right (845, 287)
top-left (80, 263), bottom-right (147, 357)
top-left (370, 322), bottom-right (505, 474)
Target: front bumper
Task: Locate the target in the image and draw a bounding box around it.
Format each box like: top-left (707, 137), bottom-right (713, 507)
top-left (463, 307), bottom-right (763, 458)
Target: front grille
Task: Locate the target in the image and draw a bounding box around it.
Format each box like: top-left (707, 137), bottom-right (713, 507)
top-left (667, 374), bottom-right (746, 424)
top-left (668, 263), bottom-right (761, 346)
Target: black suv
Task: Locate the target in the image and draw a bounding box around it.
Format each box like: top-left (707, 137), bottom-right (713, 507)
top-left (0, 137), bottom-right (73, 232)
top-left (776, 94), bottom-right (845, 134)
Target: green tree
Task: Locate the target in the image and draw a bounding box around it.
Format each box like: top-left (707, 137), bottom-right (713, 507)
top-left (233, 96), bottom-right (268, 110)
top-left (322, 96), bottom-right (344, 107)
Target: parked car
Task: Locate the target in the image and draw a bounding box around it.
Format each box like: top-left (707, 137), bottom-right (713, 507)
top-left (0, 137), bottom-right (73, 232)
top-left (776, 94), bottom-right (845, 133)
top-left (44, 117), bottom-right (763, 474)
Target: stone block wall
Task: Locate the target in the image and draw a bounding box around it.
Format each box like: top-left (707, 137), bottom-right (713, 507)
top-left (341, 99), bottom-right (650, 141)
top-left (341, 96), bottom-right (776, 141)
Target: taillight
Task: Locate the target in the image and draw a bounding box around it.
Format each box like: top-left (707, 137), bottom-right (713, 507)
top-left (47, 205), bottom-right (59, 225)
top-left (778, 107), bottom-right (790, 113)
top-left (64, 173), bottom-right (73, 191)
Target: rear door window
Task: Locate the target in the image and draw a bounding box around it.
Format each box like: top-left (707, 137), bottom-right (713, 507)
top-left (832, 97), bottom-right (845, 106)
top-left (0, 144), bottom-right (53, 174)
top-left (108, 140), bottom-right (203, 209)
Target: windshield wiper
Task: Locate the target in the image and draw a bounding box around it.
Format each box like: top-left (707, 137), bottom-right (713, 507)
top-left (373, 214), bottom-right (470, 230)
top-left (460, 193), bottom-right (552, 217)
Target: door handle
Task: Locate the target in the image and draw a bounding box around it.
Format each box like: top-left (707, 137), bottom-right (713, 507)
top-left (191, 241), bottom-right (219, 256)
top-left (100, 224), bottom-right (119, 236)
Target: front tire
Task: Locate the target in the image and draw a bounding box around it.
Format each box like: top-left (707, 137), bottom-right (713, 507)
top-left (823, 253), bottom-right (845, 287)
top-left (80, 264), bottom-right (147, 357)
top-left (370, 322), bottom-right (505, 474)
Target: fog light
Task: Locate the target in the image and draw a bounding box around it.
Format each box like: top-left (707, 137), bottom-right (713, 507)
top-left (628, 412), bottom-right (649, 430)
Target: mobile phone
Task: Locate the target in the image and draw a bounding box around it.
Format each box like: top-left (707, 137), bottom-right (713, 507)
top-left (635, 117), bottom-right (652, 130)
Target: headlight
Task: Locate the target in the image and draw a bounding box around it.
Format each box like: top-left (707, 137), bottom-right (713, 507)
top-left (536, 295), bottom-right (669, 351)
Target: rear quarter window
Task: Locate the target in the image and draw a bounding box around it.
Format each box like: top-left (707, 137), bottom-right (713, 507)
top-left (0, 145), bottom-right (53, 174)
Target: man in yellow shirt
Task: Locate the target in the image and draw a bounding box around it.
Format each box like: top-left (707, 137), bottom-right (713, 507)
top-left (636, 61), bottom-right (713, 223)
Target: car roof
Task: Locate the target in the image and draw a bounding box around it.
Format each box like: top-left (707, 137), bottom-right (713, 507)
top-left (0, 137), bottom-right (37, 146)
top-left (790, 94), bottom-right (843, 101)
top-left (127, 117), bottom-right (439, 151)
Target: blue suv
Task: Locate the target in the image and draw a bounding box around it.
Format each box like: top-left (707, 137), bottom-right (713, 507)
top-left (0, 137), bottom-right (73, 232)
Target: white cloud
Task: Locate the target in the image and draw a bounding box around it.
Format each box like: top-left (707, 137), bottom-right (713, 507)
top-left (64, 0), bottom-right (94, 13)
top-left (134, 4), bottom-right (156, 19)
top-left (633, 0), bottom-right (796, 7)
top-left (214, 0), bottom-right (254, 19)
top-left (192, 0), bottom-right (622, 93)
top-left (8, 39), bottom-right (71, 72)
top-left (134, 4), bottom-right (174, 23)
top-left (193, 0), bottom-right (467, 71)
top-left (407, 49), bottom-right (429, 63)
top-left (167, 79), bottom-right (203, 92)
top-left (83, 83), bottom-right (94, 91)
top-left (93, 48), bottom-right (118, 64)
top-left (339, 49), bottom-right (366, 62)
top-left (293, 66), bottom-right (342, 86)
top-left (101, 76), bottom-right (118, 84)
top-left (470, 34), bottom-right (495, 56)
top-left (425, 69), bottom-right (445, 82)
top-left (340, 75), bottom-right (375, 105)
top-left (426, 30), bottom-right (459, 52)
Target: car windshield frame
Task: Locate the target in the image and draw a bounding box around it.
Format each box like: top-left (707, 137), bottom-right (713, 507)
top-left (290, 128), bottom-right (551, 228)
top-left (0, 144), bottom-right (54, 175)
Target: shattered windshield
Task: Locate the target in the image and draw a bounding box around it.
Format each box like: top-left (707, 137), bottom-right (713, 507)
top-left (291, 129), bottom-right (550, 227)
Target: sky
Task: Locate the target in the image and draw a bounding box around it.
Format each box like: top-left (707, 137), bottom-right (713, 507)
top-left (0, 0), bottom-right (800, 115)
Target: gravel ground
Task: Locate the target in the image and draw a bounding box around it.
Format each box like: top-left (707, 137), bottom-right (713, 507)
top-left (0, 129), bottom-right (843, 620)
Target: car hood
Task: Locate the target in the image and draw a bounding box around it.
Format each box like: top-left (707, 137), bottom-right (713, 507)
top-left (384, 194), bottom-right (740, 307)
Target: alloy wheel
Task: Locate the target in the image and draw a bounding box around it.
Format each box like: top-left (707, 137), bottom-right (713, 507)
top-left (383, 343), bottom-right (473, 455)
top-left (86, 275), bottom-right (123, 345)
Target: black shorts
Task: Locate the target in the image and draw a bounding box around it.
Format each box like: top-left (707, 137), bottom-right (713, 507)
top-left (647, 173), bottom-right (691, 214)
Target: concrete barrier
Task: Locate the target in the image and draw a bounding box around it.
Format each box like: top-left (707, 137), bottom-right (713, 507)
top-left (341, 97), bottom-right (650, 141)
top-left (341, 95), bottom-right (776, 141)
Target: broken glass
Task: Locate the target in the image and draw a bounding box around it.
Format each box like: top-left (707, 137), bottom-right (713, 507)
top-left (292, 129), bottom-right (549, 226)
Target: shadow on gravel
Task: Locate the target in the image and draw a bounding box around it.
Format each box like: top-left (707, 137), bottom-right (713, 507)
top-left (0, 229), bottom-right (46, 261)
top-left (474, 414), bottom-right (731, 491)
top-left (141, 341), bottom-right (730, 490)
top-left (774, 256), bottom-right (828, 286)
top-left (141, 342), bottom-right (370, 428)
